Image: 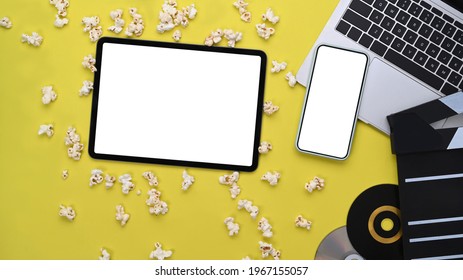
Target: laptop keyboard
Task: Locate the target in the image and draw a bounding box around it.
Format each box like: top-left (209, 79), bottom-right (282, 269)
top-left (336, 0), bottom-right (463, 95)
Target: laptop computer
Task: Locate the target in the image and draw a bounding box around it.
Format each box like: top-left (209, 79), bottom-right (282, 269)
top-left (297, 0), bottom-right (463, 134)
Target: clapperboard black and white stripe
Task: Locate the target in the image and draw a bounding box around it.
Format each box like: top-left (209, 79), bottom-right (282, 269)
top-left (388, 91), bottom-right (463, 260)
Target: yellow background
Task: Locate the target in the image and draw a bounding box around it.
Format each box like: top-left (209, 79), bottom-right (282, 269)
top-left (0, 0), bottom-right (398, 260)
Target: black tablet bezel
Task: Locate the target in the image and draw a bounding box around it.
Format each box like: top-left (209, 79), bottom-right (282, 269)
top-left (88, 37), bottom-right (267, 172)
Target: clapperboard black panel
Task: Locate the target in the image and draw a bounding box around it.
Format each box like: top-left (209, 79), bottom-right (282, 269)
top-left (388, 91), bottom-right (463, 260)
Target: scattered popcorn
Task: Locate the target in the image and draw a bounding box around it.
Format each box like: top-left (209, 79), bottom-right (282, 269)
top-left (219, 172), bottom-right (241, 199)
top-left (271, 60), bottom-right (287, 73)
top-left (262, 8), bottom-right (280, 25)
top-left (41, 86), bottom-right (57, 105)
top-left (65, 127), bottom-right (84, 160)
top-left (261, 171), bottom-right (280, 186)
top-left (108, 9), bottom-right (125, 34)
top-left (146, 189), bottom-right (169, 215)
top-left (256, 23), bottom-right (275, 40)
top-left (295, 215), bottom-right (312, 231)
top-left (59, 204), bottom-right (76, 221)
top-left (38, 124), bottom-right (54, 137)
top-left (258, 141), bottom-right (272, 154)
top-left (115, 204), bottom-right (130, 226)
top-left (181, 170), bottom-right (194, 191)
top-left (67, 143), bottom-right (84, 160)
top-left (285, 72), bottom-right (297, 87)
top-left (82, 16), bottom-right (102, 42)
top-left (54, 15), bottom-right (69, 28)
top-left (242, 256), bottom-right (251, 260)
top-left (79, 80), bottom-right (93, 96)
top-left (82, 54), bottom-right (97, 73)
top-left (259, 241), bottom-right (280, 260)
top-left (119, 174), bottom-right (135, 194)
top-left (149, 242), bottom-right (172, 260)
top-left (65, 126), bottom-right (80, 145)
top-left (62, 169), bottom-right (69, 180)
top-left (157, 1), bottom-right (197, 33)
top-left (224, 29), bottom-right (242, 47)
top-left (126, 8), bottom-right (144, 37)
top-left (0, 17), bottom-right (12, 28)
top-left (172, 30), bottom-right (182, 42)
top-left (263, 101), bottom-right (279, 116)
top-left (305, 176), bottom-right (325, 193)
top-left (233, 0), bottom-right (251, 23)
top-left (21, 32), bottom-right (43, 47)
top-left (105, 174), bottom-right (116, 189)
top-left (88, 26), bottom-right (103, 42)
top-left (229, 183), bottom-right (241, 199)
top-left (99, 248), bottom-right (110, 260)
top-left (142, 171), bottom-right (159, 187)
top-left (204, 29), bottom-right (223, 46)
top-left (224, 217), bottom-right (240, 236)
top-left (50, 0), bottom-right (70, 17)
top-left (89, 169), bottom-right (104, 187)
top-left (238, 199), bottom-right (259, 219)
top-left (258, 217), bottom-right (273, 238)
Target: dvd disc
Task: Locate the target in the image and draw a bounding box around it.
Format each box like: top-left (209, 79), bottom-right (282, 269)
top-left (346, 184), bottom-right (403, 260)
top-left (315, 226), bottom-right (364, 260)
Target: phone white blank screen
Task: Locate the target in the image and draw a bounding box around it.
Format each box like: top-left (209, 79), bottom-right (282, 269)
top-left (297, 46), bottom-right (368, 159)
top-left (93, 43), bottom-right (262, 167)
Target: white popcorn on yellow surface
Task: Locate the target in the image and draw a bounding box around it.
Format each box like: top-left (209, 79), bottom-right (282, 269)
top-left (62, 169), bottom-right (69, 180)
top-left (181, 170), bottom-right (195, 191)
top-left (259, 241), bottom-right (280, 260)
top-left (41, 86), bottom-right (57, 105)
top-left (295, 215), bottom-right (312, 231)
top-left (219, 171), bottom-right (239, 185)
top-left (108, 9), bottom-right (125, 34)
top-left (65, 127), bottom-right (80, 145)
top-left (38, 124), bottom-right (54, 137)
top-left (271, 60), bottom-right (287, 73)
top-left (157, 1), bottom-right (197, 33)
top-left (99, 248), bottom-right (111, 260)
top-left (263, 101), bottom-right (279, 116)
top-left (258, 217), bottom-right (273, 238)
top-left (119, 174), bottom-right (135, 194)
top-left (233, 0), bottom-right (251, 23)
top-left (262, 8), bottom-right (280, 25)
top-left (54, 15), bottom-right (69, 28)
top-left (224, 217), bottom-right (240, 236)
top-left (229, 183), bottom-right (241, 199)
top-left (204, 29), bottom-right (223, 46)
top-left (126, 8), bottom-right (144, 37)
top-left (258, 141), bottom-right (272, 154)
top-left (50, 0), bottom-right (70, 17)
top-left (224, 29), bottom-right (242, 47)
top-left (88, 26), bottom-right (103, 42)
top-left (115, 204), bottom-right (130, 226)
top-left (146, 189), bottom-right (168, 215)
top-left (238, 199), bottom-right (259, 219)
top-left (0, 17), bottom-right (12, 29)
top-left (142, 171), bottom-right (159, 187)
top-left (305, 176), bottom-right (325, 193)
top-left (59, 204), bottom-right (76, 221)
top-left (285, 72), bottom-right (297, 87)
top-left (65, 127), bottom-right (84, 160)
top-left (136, 189), bottom-right (142, 196)
top-left (89, 169), bottom-right (104, 187)
top-left (82, 16), bottom-right (99, 32)
top-left (149, 242), bottom-right (172, 260)
top-left (79, 80), bottom-right (93, 96)
top-left (105, 174), bottom-right (116, 189)
top-left (21, 32), bottom-right (43, 47)
top-left (256, 23), bottom-right (275, 40)
top-left (82, 54), bottom-right (97, 73)
top-left (67, 143), bottom-right (84, 160)
top-left (261, 171), bottom-right (280, 186)
top-left (172, 30), bottom-right (182, 41)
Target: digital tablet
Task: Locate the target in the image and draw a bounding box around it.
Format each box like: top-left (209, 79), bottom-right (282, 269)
top-left (88, 37), bottom-right (266, 171)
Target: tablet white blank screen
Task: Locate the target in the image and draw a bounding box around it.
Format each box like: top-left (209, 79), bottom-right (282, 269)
top-left (94, 43), bottom-right (262, 167)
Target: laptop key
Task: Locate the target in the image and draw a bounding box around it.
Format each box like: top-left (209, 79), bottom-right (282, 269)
top-left (387, 0), bottom-right (397, 4)
top-left (348, 27), bottom-right (363, 41)
top-left (362, 0), bottom-right (375, 4)
top-left (430, 17), bottom-right (445, 31)
top-left (430, 30), bottom-right (444, 45)
top-left (392, 23), bottom-right (406, 37)
top-left (448, 71), bottom-right (462, 87)
top-left (441, 83), bottom-right (459, 95)
top-left (419, 10), bottom-right (433, 24)
top-left (370, 40), bottom-right (388, 56)
top-left (437, 50), bottom-right (451, 64)
top-left (425, 43), bottom-right (439, 57)
top-left (436, 64), bottom-right (451, 79)
top-left (407, 17), bottom-right (421, 31)
top-left (408, 3), bottom-right (422, 17)
top-left (454, 30), bottom-right (463, 44)
top-left (336, 20), bottom-right (351, 35)
top-left (403, 44), bottom-right (418, 58)
top-left (449, 57), bottom-right (463, 72)
top-left (415, 36), bottom-right (429, 51)
top-left (453, 44), bottom-right (463, 59)
top-left (368, 24), bottom-right (384, 38)
top-left (392, 37), bottom-right (406, 52)
top-left (413, 51), bottom-right (429, 65)
top-left (380, 30), bottom-right (394, 45)
top-left (425, 58), bottom-right (439, 72)
top-left (350, 0), bottom-right (373, 18)
top-left (431, 7), bottom-right (443, 17)
top-left (373, 0), bottom-right (388, 11)
top-left (456, 21), bottom-right (463, 30)
top-left (396, 11), bottom-right (410, 25)
top-left (380, 16), bottom-right (395, 30)
top-left (384, 48), bottom-right (445, 90)
top-left (397, 0), bottom-right (411, 10)
top-left (443, 14), bottom-right (454, 23)
top-left (343, 9), bottom-right (372, 32)
top-left (442, 23), bottom-right (456, 37)
top-left (441, 38), bottom-right (456, 52)
top-left (403, 30), bottom-right (418, 44)
top-left (370, 10), bottom-right (384, 24)
top-left (359, 33), bottom-right (374, 48)
top-left (418, 24), bottom-right (432, 38)
top-left (419, 1), bottom-right (431, 9)
top-left (385, 4), bottom-right (399, 18)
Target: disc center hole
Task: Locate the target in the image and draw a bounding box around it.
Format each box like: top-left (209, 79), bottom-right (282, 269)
top-left (381, 218), bottom-right (394, 231)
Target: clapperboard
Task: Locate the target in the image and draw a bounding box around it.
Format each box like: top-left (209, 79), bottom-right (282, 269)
top-left (388, 91), bottom-right (463, 260)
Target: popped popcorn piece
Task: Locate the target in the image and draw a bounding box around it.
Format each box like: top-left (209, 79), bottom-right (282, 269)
top-left (62, 169), bottom-right (69, 180)
top-left (67, 143), bottom-right (84, 160)
top-left (259, 241), bottom-right (280, 260)
top-left (172, 30), bottom-right (182, 42)
top-left (157, 1), bottom-right (197, 33)
top-left (82, 16), bottom-right (99, 32)
top-left (59, 204), bottom-right (76, 221)
top-left (257, 217), bottom-right (273, 238)
top-left (233, 0), bottom-right (251, 23)
top-left (256, 23), bottom-right (275, 40)
top-left (149, 242), bottom-right (172, 260)
top-left (238, 199), bottom-right (259, 219)
top-left (126, 8), bottom-right (144, 37)
top-left (181, 170), bottom-right (194, 191)
top-left (146, 189), bottom-right (169, 215)
top-left (115, 204), bottom-right (130, 226)
top-left (50, 0), bottom-right (70, 17)
top-left (285, 72), bottom-right (297, 87)
top-left (105, 174), bottom-right (116, 189)
top-left (271, 60), bottom-right (287, 73)
top-left (88, 26), bottom-right (103, 42)
top-left (219, 171), bottom-right (240, 185)
top-left (242, 256), bottom-right (251, 260)
top-left (99, 248), bottom-right (110, 260)
top-left (21, 32), bottom-right (43, 47)
top-left (136, 189), bottom-right (142, 196)
top-left (38, 124), bottom-right (54, 137)
top-left (263, 101), bottom-right (279, 116)
top-left (119, 174), bottom-right (135, 194)
top-left (142, 171), bottom-right (159, 187)
top-left (229, 183), bottom-right (241, 199)
top-left (183, 4), bottom-right (197, 19)
top-left (261, 171), bottom-right (280, 186)
top-left (79, 80), bottom-right (93, 96)
top-left (223, 29), bottom-right (242, 47)
top-left (262, 8), bottom-right (280, 25)
top-left (41, 86), bottom-right (57, 105)
top-left (0, 17), bottom-right (12, 28)
top-left (305, 176), bottom-right (325, 193)
top-left (204, 29), bottom-right (223, 46)
top-left (295, 215), bottom-right (312, 231)
top-left (224, 217), bottom-right (240, 236)
top-left (82, 54), bottom-right (97, 73)
top-left (258, 141), bottom-right (272, 154)
top-left (54, 15), bottom-right (69, 28)
top-left (89, 169), bottom-right (104, 187)
top-left (65, 127), bottom-right (84, 160)
top-left (108, 9), bottom-right (125, 34)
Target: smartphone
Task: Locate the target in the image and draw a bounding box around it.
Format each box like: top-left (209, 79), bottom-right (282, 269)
top-left (296, 45), bottom-right (368, 160)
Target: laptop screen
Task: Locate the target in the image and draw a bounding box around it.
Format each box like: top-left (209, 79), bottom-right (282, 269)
top-left (442, 0), bottom-right (463, 13)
